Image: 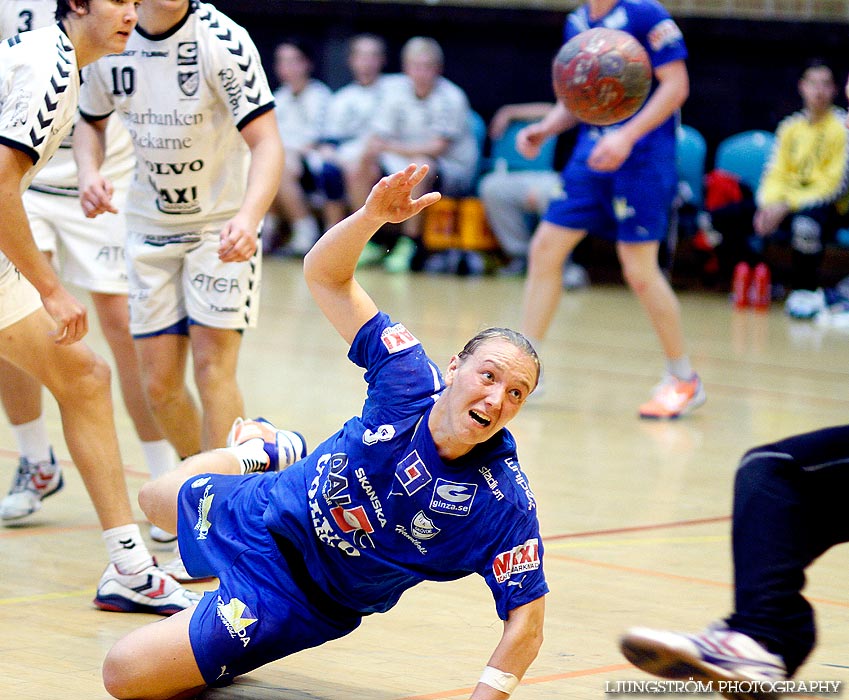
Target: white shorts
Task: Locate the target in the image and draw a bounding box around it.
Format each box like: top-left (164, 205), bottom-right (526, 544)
top-left (0, 258), bottom-right (42, 331)
top-left (126, 223), bottom-right (262, 336)
top-left (24, 171), bottom-right (131, 295)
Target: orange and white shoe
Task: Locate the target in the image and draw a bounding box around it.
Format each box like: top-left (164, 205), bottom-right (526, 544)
top-left (639, 374), bottom-right (706, 419)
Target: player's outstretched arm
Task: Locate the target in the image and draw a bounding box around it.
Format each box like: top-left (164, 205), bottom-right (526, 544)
top-left (470, 596), bottom-right (545, 699)
top-left (303, 164), bottom-right (440, 345)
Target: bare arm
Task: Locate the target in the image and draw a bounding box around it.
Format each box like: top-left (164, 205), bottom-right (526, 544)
top-left (73, 116), bottom-right (115, 218)
top-left (515, 101), bottom-right (578, 160)
top-left (303, 164), bottom-right (441, 345)
top-left (587, 59), bottom-right (689, 172)
top-left (489, 102), bottom-right (555, 140)
top-left (0, 145), bottom-right (88, 343)
top-left (219, 110), bottom-right (285, 262)
top-left (470, 597), bottom-right (546, 699)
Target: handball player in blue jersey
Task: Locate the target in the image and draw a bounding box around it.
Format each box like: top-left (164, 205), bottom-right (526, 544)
top-left (517, 0), bottom-right (705, 419)
top-left (102, 164), bottom-right (548, 700)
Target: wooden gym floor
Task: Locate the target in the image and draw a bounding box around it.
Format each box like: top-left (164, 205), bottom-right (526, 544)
top-left (2, 256), bottom-right (848, 699)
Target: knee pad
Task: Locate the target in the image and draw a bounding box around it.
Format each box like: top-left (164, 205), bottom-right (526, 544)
top-left (790, 215), bottom-right (823, 255)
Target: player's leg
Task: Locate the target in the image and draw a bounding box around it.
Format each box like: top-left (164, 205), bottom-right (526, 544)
top-left (135, 331), bottom-right (202, 459)
top-left (277, 150), bottom-right (320, 256)
top-left (521, 221), bottom-right (585, 342)
top-left (102, 606), bottom-right (206, 700)
top-left (188, 325), bottom-right (245, 450)
top-left (727, 424), bottom-right (849, 675)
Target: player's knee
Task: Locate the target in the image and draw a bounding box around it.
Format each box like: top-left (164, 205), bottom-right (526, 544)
top-left (790, 215), bottom-right (822, 254)
top-left (102, 640), bottom-right (141, 699)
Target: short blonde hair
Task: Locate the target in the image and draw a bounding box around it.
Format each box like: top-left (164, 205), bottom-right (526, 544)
top-left (401, 37), bottom-right (443, 68)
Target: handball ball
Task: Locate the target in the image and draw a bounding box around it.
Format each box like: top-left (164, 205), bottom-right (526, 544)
top-left (552, 27), bottom-right (652, 126)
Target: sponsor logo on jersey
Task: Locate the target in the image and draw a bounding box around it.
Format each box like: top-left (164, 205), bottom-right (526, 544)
top-left (430, 478), bottom-right (477, 516)
top-left (504, 457), bottom-right (536, 511)
top-left (478, 465), bottom-right (505, 501)
top-left (354, 467), bottom-right (386, 527)
top-left (330, 505), bottom-right (374, 534)
top-left (394, 451), bottom-right (431, 496)
top-left (380, 323), bottom-right (419, 354)
top-left (179, 71), bottom-right (199, 97)
top-left (154, 184), bottom-right (201, 215)
top-left (307, 453), bottom-right (362, 557)
top-left (492, 538), bottom-right (540, 584)
top-left (190, 476), bottom-right (211, 488)
top-left (218, 67), bottom-right (242, 110)
top-left (215, 596), bottom-right (257, 648)
top-left (10, 91), bottom-right (31, 127)
top-left (194, 483), bottom-right (214, 540)
top-left (95, 245), bottom-right (124, 263)
top-left (411, 510), bottom-right (440, 540)
top-left (648, 19), bottom-right (683, 52)
top-left (142, 50), bottom-right (168, 58)
top-left (145, 158), bottom-right (205, 175)
top-left (362, 424), bottom-right (395, 445)
top-left (395, 524), bottom-right (428, 555)
top-left (177, 42), bottom-right (198, 66)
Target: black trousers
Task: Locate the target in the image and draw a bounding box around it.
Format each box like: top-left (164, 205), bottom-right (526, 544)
top-left (726, 424), bottom-right (849, 675)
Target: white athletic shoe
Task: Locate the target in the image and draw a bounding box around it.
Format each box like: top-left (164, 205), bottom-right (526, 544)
top-left (149, 524), bottom-right (178, 544)
top-left (0, 452), bottom-right (63, 521)
top-left (93, 562), bottom-right (202, 615)
top-left (226, 417), bottom-right (307, 473)
top-left (621, 623), bottom-right (786, 699)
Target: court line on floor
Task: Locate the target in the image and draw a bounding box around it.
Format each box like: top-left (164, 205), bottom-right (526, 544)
top-left (396, 663), bottom-right (632, 699)
top-left (543, 514), bottom-right (730, 541)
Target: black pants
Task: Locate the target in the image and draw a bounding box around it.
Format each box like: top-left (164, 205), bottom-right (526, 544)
top-left (726, 424), bottom-right (849, 675)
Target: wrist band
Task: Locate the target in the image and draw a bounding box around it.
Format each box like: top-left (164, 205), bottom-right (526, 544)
top-left (478, 666), bottom-right (519, 695)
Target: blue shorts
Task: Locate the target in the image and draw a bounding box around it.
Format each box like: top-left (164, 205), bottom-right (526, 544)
top-left (177, 473), bottom-right (363, 686)
top-left (543, 150), bottom-right (677, 243)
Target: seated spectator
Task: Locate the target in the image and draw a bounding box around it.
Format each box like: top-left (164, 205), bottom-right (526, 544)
top-left (351, 36), bottom-right (479, 272)
top-left (752, 60), bottom-right (849, 318)
top-left (479, 102), bottom-right (588, 288)
top-left (268, 39), bottom-right (343, 256)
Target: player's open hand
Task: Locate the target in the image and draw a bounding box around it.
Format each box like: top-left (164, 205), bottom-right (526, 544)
top-left (78, 172), bottom-right (118, 219)
top-left (218, 215), bottom-right (259, 262)
top-left (364, 164), bottom-right (441, 224)
top-left (516, 124), bottom-right (546, 159)
top-left (41, 285), bottom-right (88, 345)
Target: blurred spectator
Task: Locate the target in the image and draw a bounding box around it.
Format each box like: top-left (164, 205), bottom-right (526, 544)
top-left (352, 36), bottom-right (479, 272)
top-left (269, 40), bottom-right (342, 256)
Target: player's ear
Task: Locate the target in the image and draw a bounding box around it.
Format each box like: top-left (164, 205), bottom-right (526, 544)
top-left (68, 0), bottom-right (89, 16)
top-left (443, 355), bottom-right (460, 386)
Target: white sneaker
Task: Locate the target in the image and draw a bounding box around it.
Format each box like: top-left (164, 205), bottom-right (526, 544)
top-left (0, 452), bottom-right (63, 521)
top-left (226, 417), bottom-right (307, 473)
top-left (93, 562), bottom-right (202, 615)
top-left (785, 288), bottom-right (825, 319)
top-left (621, 623), bottom-right (786, 699)
top-left (149, 524), bottom-right (178, 544)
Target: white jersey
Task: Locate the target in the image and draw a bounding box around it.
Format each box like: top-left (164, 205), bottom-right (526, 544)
top-left (372, 75), bottom-right (478, 178)
top-left (79, 1), bottom-right (274, 234)
top-left (0, 23), bottom-right (79, 191)
top-left (0, 0), bottom-right (134, 193)
top-left (322, 73), bottom-right (405, 144)
top-left (273, 78), bottom-right (331, 154)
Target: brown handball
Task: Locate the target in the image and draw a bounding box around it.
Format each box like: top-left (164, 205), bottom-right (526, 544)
top-left (552, 27), bottom-right (652, 126)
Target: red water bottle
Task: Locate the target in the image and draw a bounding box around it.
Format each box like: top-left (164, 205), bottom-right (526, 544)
top-left (751, 262), bottom-right (771, 311)
top-left (732, 262), bottom-right (752, 310)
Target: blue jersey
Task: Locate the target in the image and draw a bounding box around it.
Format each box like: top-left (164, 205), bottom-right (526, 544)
top-left (565, 0), bottom-right (687, 163)
top-left (264, 312), bottom-right (548, 620)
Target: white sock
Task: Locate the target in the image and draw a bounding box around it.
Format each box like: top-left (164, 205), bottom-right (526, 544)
top-left (219, 441), bottom-right (268, 474)
top-left (141, 439), bottom-right (178, 480)
top-left (103, 524), bottom-right (154, 574)
top-left (11, 417), bottom-right (53, 464)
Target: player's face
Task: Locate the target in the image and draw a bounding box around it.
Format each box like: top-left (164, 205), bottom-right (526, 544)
top-left (403, 55), bottom-right (440, 97)
top-left (439, 338), bottom-right (537, 450)
top-left (82, 0), bottom-right (138, 56)
top-left (349, 38), bottom-right (385, 85)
